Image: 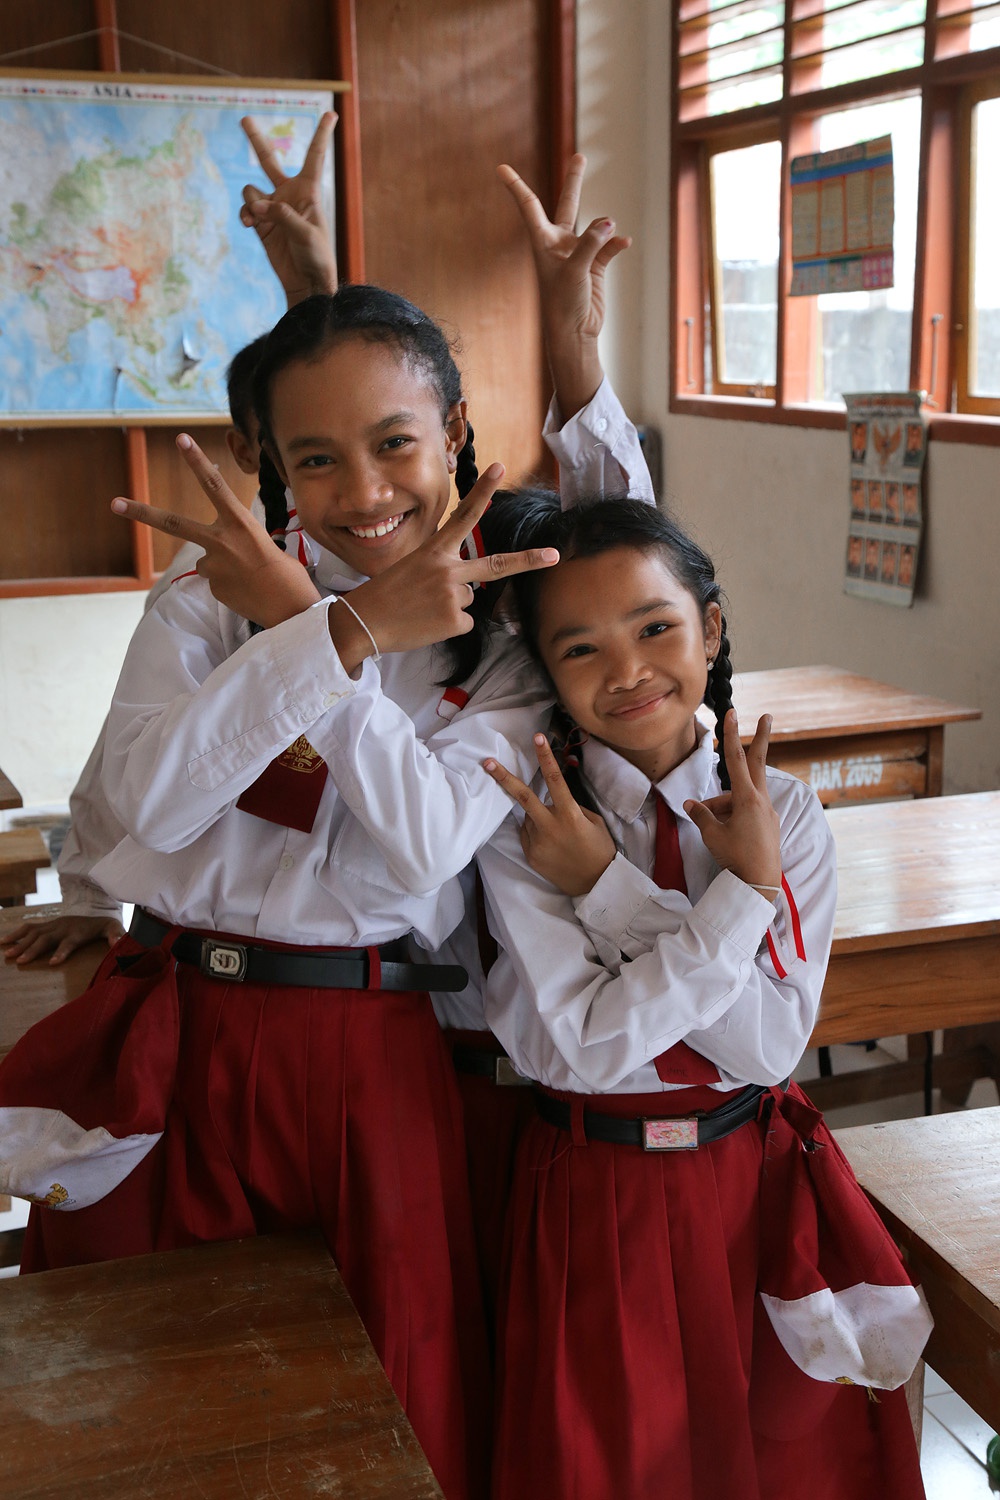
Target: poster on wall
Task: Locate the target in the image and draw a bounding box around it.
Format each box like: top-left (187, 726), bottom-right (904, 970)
top-left (843, 391), bottom-right (925, 607)
top-left (0, 72), bottom-right (337, 423)
top-left (790, 135), bottom-right (894, 297)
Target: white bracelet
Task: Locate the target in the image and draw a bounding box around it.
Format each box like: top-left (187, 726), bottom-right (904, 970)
top-left (751, 882), bottom-right (782, 895)
top-left (334, 594), bottom-right (381, 663)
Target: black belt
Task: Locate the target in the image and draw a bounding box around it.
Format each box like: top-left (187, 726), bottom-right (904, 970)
top-left (451, 1044), bottom-right (531, 1087)
top-left (533, 1081), bottom-right (775, 1151)
top-left (128, 910), bottom-right (468, 993)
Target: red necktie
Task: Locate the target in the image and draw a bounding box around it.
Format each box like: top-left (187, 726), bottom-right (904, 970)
top-left (651, 793), bottom-right (722, 1086)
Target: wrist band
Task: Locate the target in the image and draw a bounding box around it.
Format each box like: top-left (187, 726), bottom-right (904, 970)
top-left (751, 882), bottom-right (782, 895)
top-left (334, 594), bottom-right (381, 662)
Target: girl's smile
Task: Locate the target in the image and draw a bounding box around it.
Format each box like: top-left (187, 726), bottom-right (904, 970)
top-left (268, 335), bottom-right (466, 576)
top-left (536, 546), bottom-right (722, 782)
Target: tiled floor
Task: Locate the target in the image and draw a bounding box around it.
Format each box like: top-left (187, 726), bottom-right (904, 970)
top-left (795, 1039), bottom-right (1000, 1497)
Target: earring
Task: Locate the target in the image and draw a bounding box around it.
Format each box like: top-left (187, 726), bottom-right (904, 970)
top-left (706, 656), bottom-right (717, 671)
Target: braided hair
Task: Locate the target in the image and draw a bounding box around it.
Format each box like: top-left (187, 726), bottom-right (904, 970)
top-left (496, 490), bottom-right (737, 790)
top-left (250, 288), bottom-right (489, 673)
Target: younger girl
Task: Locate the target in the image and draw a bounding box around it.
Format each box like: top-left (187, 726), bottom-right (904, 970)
top-left (479, 495), bottom-right (930, 1500)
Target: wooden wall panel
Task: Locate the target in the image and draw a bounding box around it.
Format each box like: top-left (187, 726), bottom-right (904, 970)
top-left (114, 0), bottom-right (334, 80)
top-left (0, 430), bottom-right (130, 580)
top-left (0, 0), bottom-right (101, 70)
top-left (356, 0), bottom-right (552, 489)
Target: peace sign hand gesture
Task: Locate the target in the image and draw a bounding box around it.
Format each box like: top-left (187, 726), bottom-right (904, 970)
top-left (498, 153), bottom-right (631, 418)
top-left (338, 465), bottom-right (560, 666)
top-left (240, 111), bottom-right (338, 307)
top-left (111, 435), bottom-right (322, 627)
top-left (683, 712), bottom-right (782, 898)
top-left (484, 733), bottom-right (616, 897)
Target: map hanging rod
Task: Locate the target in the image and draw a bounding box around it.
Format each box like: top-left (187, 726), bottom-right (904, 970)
top-left (0, 29), bottom-right (239, 77)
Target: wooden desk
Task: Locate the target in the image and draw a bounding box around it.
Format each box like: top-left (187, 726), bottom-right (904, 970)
top-left (805, 792), bottom-right (1000, 1107)
top-left (0, 826), bottom-right (50, 904)
top-left (731, 665), bottom-right (979, 805)
top-left (0, 766), bottom-right (23, 811)
top-left (837, 1109), bottom-right (1000, 1433)
top-left (0, 905), bottom-right (107, 1063)
top-left (0, 1231), bottom-right (442, 1499)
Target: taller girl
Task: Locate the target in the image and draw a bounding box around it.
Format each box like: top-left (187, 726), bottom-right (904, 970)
top-left (0, 163), bottom-right (649, 1500)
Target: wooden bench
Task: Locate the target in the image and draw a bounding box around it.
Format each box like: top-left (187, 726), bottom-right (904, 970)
top-left (0, 1231), bottom-right (442, 1498)
top-left (837, 1108), bottom-right (1000, 1434)
top-left (731, 665), bottom-right (979, 806)
top-left (805, 792), bottom-right (1000, 1110)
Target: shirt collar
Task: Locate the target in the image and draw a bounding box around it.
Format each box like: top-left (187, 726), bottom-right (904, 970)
top-left (581, 720), bottom-right (718, 825)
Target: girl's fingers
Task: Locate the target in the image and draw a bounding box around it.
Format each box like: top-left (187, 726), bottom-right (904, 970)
top-left (745, 714), bottom-right (772, 790)
top-left (464, 545), bottom-right (560, 585)
top-left (299, 110), bottom-right (337, 183)
top-left (241, 115), bottom-right (288, 188)
top-left (174, 433), bottom-right (250, 520)
top-left (483, 758), bottom-right (549, 824)
top-left (532, 734), bottom-right (576, 812)
top-left (110, 495), bottom-right (209, 545)
top-left (683, 798), bottom-right (721, 836)
top-left (567, 216), bottom-right (622, 276)
top-left (496, 164), bottom-right (550, 240)
top-left (722, 708), bottom-right (750, 786)
top-left (439, 462), bottom-right (507, 544)
top-left (552, 151), bottom-right (586, 230)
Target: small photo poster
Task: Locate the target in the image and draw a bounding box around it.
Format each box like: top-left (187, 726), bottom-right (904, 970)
top-left (843, 391), bottom-right (925, 607)
top-left (790, 136), bottom-right (894, 297)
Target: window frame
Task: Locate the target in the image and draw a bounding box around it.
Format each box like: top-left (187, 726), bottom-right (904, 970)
top-left (670, 0), bottom-right (1000, 446)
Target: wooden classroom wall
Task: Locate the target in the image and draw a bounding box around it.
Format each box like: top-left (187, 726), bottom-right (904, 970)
top-left (574, 0), bottom-right (998, 796)
top-left (0, 0), bottom-right (556, 804)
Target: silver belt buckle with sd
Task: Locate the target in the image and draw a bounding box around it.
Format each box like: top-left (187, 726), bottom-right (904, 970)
top-left (642, 1116), bottom-right (699, 1151)
top-left (200, 939), bottom-right (249, 982)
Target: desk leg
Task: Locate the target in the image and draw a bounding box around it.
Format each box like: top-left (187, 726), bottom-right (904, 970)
top-left (939, 1024), bottom-right (1000, 1108)
top-left (924, 726), bottom-right (944, 798)
top-left (904, 1360), bottom-right (924, 1451)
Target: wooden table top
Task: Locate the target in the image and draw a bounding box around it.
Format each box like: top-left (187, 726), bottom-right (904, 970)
top-left (827, 790), bottom-right (1000, 955)
top-left (837, 1109), bottom-right (1000, 1322)
top-left (0, 1231), bottom-right (442, 1499)
top-left (0, 766), bottom-right (23, 811)
top-left (732, 665), bottom-right (980, 742)
top-left (0, 905), bottom-right (107, 1062)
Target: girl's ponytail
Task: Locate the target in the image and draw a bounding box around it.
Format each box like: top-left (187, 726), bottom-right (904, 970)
top-left (455, 422), bottom-right (479, 498)
top-left (259, 450), bottom-right (291, 549)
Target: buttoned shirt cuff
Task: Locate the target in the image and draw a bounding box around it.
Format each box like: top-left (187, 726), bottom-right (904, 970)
top-left (269, 595), bottom-right (365, 715)
top-left (573, 852), bottom-right (667, 945)
top-left (57, 875), bottom-right (123, 922)
top-left (691, 869), bottom-right (778, 956)
top-left (543, 377), bottom-right (628, 491)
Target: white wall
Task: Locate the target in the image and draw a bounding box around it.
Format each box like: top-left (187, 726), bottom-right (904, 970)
top-left (0, 593), bottom-right (144, 809)
top-left (578, 0), bottom-right (997, 794)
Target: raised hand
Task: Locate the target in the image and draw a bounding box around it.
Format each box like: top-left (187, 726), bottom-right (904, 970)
top-left (240, 111), bottom-right (338, 306)
top-left (110, 435), bottom-right (322, 627)
top-left (1, 913), bottom-right (124, 967)
top-left (684, 712), bottom-right (782, 897)
top-left (484, 733), bottom-right (616, 897)
top-left (498, 153), bottom-right (631, 418)
top-left (333, 465), bottom-right (559, 667)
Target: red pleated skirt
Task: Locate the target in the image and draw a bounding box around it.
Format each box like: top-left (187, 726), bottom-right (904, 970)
top-left (10, 932), bottom-right (490, 1500)
top-left (493, 1084), bottom-right (925, 1500)
top-left (445, 1029), bottom-right (536, 1326)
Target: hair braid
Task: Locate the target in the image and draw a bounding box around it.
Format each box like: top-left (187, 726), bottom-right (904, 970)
top-left (705, 616), bottom-right (735, 790)
top-left (258, 451), bottom-right (290, 550)
top-left (455, 422), bottom-right (478, 499)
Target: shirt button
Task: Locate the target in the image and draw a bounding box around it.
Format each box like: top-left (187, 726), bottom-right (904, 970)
top-left (279, 854), bottom-right (294, 872)
top-left (595, 416), bottom-right (608, 433)
top-left (323, 690), bottom-right (342, 707)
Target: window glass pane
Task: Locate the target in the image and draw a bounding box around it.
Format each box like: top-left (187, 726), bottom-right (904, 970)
top-left (809, 97), bottom-right (919, 402)
top-left (970, 96), bottom-right (1000, 395)
top-left (710, 141), bottom-right (781, 387)
top-left (792, 0), bottom-right (926, 91)
top-left (689, 1), bottom-right (785, 117)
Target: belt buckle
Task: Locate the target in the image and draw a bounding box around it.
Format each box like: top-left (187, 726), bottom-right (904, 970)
top-left (642, 1116), bottom-right (699, 1151)
top-left (494, 1056), bottom-right (530, 1087)
top-left (200, 939), bottom-right (248, 982)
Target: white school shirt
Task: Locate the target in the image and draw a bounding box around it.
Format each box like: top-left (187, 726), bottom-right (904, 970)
top-left (477, 723), bottom-right (837, 1093)
top-left (58, 510), bottom-right (263, 920)
top-left (90, 380), bottom-right (653, 959)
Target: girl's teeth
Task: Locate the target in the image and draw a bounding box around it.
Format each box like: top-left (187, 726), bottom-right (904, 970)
top-left (350, 515), bottom-right (402, 539)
